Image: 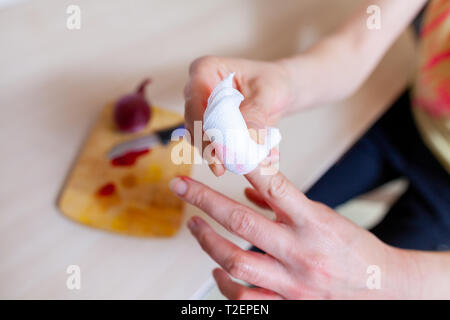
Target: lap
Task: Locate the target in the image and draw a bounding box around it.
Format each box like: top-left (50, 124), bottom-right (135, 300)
top-left (306, 90), bottom-right (450, 250)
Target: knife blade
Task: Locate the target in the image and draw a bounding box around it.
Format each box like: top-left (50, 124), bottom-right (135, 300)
top-left (107, 123), bottom-right (185, 160)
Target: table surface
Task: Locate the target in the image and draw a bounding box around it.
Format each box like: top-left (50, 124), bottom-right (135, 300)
top-left (0, 0), bottom-right (416, 299)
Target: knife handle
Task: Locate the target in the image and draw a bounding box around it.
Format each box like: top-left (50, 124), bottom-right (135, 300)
top-left (156, 123), bottom-right (185, 145)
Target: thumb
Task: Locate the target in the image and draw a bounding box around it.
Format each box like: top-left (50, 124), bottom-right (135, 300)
top-left (239, 93), bottom-right (270, 145)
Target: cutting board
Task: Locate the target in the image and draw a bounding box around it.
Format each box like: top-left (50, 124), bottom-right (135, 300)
top-left (59, 104), bottom-right (192, 237)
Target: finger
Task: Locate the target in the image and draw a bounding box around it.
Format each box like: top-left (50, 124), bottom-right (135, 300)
top-left (240, 86), bottom-right (280, 146)
top-left (240, 88), bottom-right (271, 139)
top-left (188, 216), bottom-right (289, 292)
top-left (203, 139), bottom-right (226, 177)
top-left (244, 188), bottom-right (271, 210)
top-left (213, 268), bottom-right (283, 300)
top-left (242, 111), bottom-right (267, 146)
top-left (184, 73), bottom-right (226, 177)
top-left (185, 88), bottom-right (225, 177)
top-left (265, 147), bottom-right (280, 164)
top-left (183, 78), bottom-right (209, 134)
top-left (245, 168), bottom-right (312, 225)
top-left (170, 176), bottom-right (293, 260)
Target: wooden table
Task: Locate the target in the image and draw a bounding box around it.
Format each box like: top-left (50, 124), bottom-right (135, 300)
top-left (0, 0), bottom-right (416, 299)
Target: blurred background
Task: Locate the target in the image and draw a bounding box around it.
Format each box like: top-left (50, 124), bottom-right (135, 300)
top-left (0, 0), bottom-right (416, 299)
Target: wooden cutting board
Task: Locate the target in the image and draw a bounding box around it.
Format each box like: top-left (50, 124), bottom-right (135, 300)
top-left (59, 104), bottom-right (192, 237)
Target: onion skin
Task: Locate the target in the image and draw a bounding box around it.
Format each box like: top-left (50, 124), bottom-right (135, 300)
top-left (114, 79), bottom-right (152, 133)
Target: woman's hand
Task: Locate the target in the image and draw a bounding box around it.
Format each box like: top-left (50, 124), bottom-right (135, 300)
top-left (170, 169), bottom-right (418, 299)
top-left (184, 56), bottom-right (296, 176)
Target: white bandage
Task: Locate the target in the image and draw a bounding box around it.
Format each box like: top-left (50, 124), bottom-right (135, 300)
top-left (203, 73), bottom-right (282, 175)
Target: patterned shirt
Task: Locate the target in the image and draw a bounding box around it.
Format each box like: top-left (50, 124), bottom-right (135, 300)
top-left (413, 0), bottom-right (450, 173)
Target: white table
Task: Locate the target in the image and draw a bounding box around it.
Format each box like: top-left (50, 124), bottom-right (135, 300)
top-left (0, 0), bottom-right (416, 299)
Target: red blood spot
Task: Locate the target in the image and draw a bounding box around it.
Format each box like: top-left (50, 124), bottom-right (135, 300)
top-left (111, 149), bottom-right (150, 167)
top-left (97, 182), bottom-right (116, 197)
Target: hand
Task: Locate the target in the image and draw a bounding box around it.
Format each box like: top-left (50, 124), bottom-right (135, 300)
top-left (169, 170), bottom-right (417, 299)
top-left (184, 56), bottom-right (295, 176)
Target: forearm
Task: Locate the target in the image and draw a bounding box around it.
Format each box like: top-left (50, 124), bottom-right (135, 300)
top-left (279, 0), bottom-right (427, 113)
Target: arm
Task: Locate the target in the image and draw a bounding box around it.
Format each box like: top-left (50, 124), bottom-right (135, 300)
top-left (280, 0), bottom-right (428, 112)
top-left (184, 0), bottom-right (427, 176)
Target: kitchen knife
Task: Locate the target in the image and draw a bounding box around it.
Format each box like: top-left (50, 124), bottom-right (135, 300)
top-left (107, 123), bottom-right (185, 160)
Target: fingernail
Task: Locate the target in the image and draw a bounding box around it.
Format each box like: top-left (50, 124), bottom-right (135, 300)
top-left (169, 177), bottom-right (188, 196)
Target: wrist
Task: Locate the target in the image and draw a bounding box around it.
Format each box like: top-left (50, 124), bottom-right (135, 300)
top-left (377, 245), bottom-right (450, 299)
top-left (383, 247), bottom-right (424, 299)
top-left (275, 55), bottom-right (321, 113)
top-left (402, 250), bottom-right (450, 299)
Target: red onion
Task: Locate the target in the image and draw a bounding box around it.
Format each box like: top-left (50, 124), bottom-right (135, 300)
top-left (114, 79), bottom-right (152, 133)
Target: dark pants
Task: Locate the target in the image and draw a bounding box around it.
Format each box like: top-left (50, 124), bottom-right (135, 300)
top-left (306, 90), bottom-right (450, 251)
